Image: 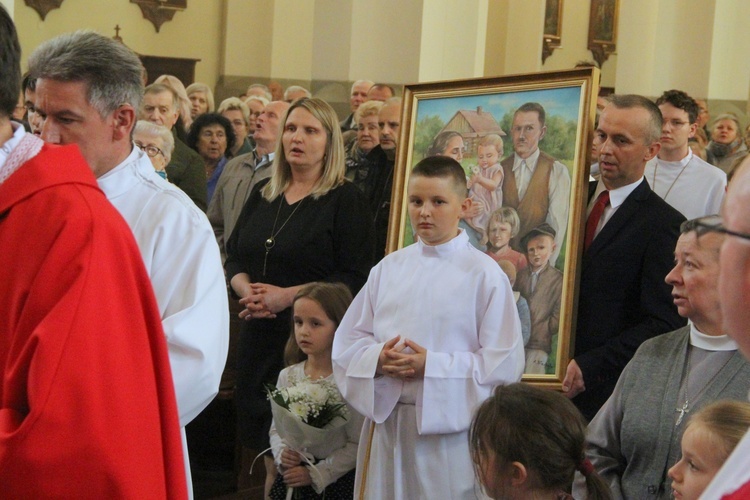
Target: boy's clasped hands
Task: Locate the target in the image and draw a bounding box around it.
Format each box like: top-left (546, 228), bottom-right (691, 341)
top-left (376, 335), bottom-right (427, 380)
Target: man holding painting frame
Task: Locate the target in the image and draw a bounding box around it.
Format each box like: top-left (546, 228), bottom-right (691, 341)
top-left (562, 94), bottom-right (686, 420)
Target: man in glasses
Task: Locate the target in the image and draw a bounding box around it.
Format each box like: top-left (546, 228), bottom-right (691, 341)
top-left (644, 90), bottom-right (726, 220)
top-left (698, 161), bottom-right (750, 498)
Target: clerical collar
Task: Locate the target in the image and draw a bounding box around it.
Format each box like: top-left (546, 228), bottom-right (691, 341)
top-left (690, 322), bottom-right (737, 351)
top-left (657, 149), bottom-right (693, 168)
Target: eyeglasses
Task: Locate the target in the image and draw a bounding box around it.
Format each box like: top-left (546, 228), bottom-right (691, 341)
top-left (690, 215), bottom-right (750, 241)
top-left (135, 142), bottom-right (164, 158)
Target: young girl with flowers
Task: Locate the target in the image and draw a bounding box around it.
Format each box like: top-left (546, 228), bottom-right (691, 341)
top-left (268, 282), bottom-right (363, 500)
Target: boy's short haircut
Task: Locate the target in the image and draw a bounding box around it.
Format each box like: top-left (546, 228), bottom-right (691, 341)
top-left (487, 206), bottom-right (521, 237)
top-left (411, 156), bottom-right (467, 197)
top-left (1, 4), bottom-right (22, 118)
top-left (520, 222), bottom-right (557, 252)
top-left (478, 133), bottom-right (504, 152)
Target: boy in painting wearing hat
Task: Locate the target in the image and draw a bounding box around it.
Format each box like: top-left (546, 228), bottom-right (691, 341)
top-left (516, 223), bottom-right (563, 374)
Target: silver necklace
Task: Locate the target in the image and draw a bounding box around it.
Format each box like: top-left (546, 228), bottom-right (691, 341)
top-left (675, 346), bottom-right (733, 426)
top-left (263, 195), bottom-right (304, 276)
top-left (653, 153), bottom-right (691, 202)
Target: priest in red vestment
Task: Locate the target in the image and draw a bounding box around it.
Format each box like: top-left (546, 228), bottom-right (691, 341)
top-left (0, 7), bottom-right (187, 498)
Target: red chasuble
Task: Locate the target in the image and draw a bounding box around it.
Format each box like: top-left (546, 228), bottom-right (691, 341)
top-left (0, 144), bottom-right (187, 499)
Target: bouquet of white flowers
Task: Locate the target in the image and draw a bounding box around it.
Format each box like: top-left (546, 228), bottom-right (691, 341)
top-left (266, 375), bottom-right (349, 454)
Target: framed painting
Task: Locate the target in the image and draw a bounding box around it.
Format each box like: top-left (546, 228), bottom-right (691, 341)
top-left (588, 0), bottom-right (619, 67)
top-left (387, 67), bottom-right (599, 388)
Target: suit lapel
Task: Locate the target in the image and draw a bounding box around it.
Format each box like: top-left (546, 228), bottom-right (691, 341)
top-left (584, 180), bottom-right (650, 260)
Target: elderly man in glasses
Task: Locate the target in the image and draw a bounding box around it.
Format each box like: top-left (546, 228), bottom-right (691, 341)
top-left (699, 160), bottom-right (750, 499)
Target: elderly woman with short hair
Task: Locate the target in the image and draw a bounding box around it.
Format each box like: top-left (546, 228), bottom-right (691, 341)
top-left (133, 120), bottom-right (175, 180)
top-left (345, 99), bottom-right (383, 181)
top-left (578, 217), bottom-right (750, 499)
top-left (707, 113), bottom-right (748, 173)
top-left (218, 97), bottom-right (254, 157)
top-left (187, 112), bottom-right (235, 203)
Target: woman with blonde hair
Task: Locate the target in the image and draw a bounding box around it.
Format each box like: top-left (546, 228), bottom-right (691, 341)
top-left (225, 97), bottom-right (375, 496)
top-left (186, 82), bottom-right (214, 121)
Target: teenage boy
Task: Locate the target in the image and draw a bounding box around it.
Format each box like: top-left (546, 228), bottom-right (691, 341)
top-left (515, 223), bottom-right (563, 375)
top-left (332, 156), bottom-right (525, 499)
top-left (644, 89), bottom-right (726, 219)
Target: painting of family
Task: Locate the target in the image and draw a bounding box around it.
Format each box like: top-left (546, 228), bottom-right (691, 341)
top-left (391, 70), bottom-right (598, 383)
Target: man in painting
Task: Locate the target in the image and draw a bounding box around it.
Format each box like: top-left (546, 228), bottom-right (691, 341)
top-left (561, 94), bottom-right (685, 420)
top-left (501, 102), bottom-right (571, 265)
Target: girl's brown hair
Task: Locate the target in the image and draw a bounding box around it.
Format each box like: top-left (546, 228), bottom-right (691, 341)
top-left (283, 282), bottom-right (353, 366)
top-left (469, 383), bottom-right (611, 499)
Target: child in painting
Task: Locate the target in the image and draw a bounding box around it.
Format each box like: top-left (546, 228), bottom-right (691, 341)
top-left (469, 383), bottom-right (610, 499)
top-left (332, 156), bottom-right (524, 499)
top-left (468, 134), bottom-right (505, 242)
top-left (497, 259), bottom-right (530, 347)
top-left (668, 400), bottom-right (750, 500)
top-left (268, 282), bottom-right (365, 500)
top-left (515, 223), bottom-right (563, 375)
top-left (485, 206), bottom-right (528, 271)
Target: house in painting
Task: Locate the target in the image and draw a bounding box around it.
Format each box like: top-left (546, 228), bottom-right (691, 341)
top-left (439, 106), bottom-right (505, 156)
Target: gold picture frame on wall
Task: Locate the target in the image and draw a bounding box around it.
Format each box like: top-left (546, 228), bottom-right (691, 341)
top-left (542, 0), bottom-right (564, 63)
top-left (388, 68), bottom-right (599, 388)
top-left (588, 0), bottom-right (619, 67)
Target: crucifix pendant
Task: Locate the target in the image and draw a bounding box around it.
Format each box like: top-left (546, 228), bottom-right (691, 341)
top-left (675, 400), bottom-right (689, 426)
top-left (263, 250), bottom-right (270, 277)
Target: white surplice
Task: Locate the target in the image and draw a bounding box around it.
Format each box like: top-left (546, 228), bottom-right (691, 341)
top-left (332, 230), bottom-right (525, 500)
top-left (98, 147), bottom-right (229, 496)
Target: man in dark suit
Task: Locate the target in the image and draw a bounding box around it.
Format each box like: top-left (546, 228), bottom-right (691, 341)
top-left (562, 94), bottom-right (686, 420)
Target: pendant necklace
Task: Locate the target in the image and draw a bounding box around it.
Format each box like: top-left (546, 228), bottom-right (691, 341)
top-left (675, 346), bottom-right (733, 426)
top-left (653, 152), bottom-right (691, 202)
top-left (263, 194), bottom-right (304, 276)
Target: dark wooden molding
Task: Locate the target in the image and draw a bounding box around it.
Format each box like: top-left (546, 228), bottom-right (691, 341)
top-left (24, 0), bottom-right (65, 20)
top-left (130, 0), bottom-right (187, 33)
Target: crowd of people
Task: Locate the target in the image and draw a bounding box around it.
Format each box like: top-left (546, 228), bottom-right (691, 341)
top-left (3, 9), bottom-right (750, 499)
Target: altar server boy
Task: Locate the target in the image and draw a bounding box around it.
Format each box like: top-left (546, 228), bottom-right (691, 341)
top-left (332, 156), bottom-right (525, 499)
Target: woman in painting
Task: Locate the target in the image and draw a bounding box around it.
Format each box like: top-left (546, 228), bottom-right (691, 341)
top-left (426, 130), bottom-right (487, 248)
top-left (577, 217), bottom-right (750, 499)
top-left (225, 97), bottom-right (374, 497)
